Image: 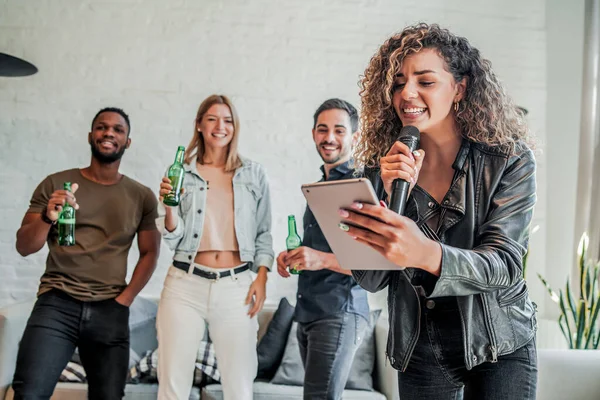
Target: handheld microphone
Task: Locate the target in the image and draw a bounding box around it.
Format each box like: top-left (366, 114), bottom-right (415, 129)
top-left (388, 126), bottom-right (420, 215)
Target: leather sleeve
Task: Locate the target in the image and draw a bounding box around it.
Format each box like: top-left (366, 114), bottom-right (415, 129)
top-left (429, 148), bottom-right (537, 297)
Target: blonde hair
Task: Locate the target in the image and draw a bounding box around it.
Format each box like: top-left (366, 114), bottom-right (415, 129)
top-left (184, 94), bottom-right (242, 172)
top-left (356, 23), bottom-right (533, 168)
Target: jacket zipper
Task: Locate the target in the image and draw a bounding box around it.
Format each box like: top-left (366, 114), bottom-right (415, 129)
top-left (398, 271), bottom-right (422, 372)
top-left (386, 274), bottom-right (396, 367)
top-left (480, 294), bottom-right (498, 363)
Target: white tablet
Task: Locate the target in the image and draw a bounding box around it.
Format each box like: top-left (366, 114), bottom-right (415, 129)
top-left (301, 178), bottom-right (403, 270)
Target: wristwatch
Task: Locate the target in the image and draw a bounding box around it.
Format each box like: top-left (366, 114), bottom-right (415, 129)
top-left (41, 212), bottom-right (57, 225)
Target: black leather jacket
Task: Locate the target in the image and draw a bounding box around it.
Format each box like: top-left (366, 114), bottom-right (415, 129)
top-left (353, 140), bottom-right (537, 371)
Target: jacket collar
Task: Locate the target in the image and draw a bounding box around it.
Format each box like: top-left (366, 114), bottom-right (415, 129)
top-left (406, 139), bottom-right (471, 226)
top-left (452, 139), bottom-right (471, 172)
top-left (446, 139), bottom-right (471, 215)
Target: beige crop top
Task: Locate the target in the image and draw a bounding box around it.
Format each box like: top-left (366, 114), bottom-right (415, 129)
top-left (197, 164), bottom-right (239, 252)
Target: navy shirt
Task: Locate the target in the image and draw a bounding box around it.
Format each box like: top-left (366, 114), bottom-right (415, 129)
top-left (294, 160), bottom-right (370, 324)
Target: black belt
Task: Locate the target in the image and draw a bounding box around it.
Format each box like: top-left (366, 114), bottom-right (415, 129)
top-left (173, 260), bottom-right (249, 281)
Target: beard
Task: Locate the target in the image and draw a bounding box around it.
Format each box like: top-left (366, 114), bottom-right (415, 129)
top-left (90, 141), bottom-right (126, 164)
top-left (316, 143), bottom-right (350, 165)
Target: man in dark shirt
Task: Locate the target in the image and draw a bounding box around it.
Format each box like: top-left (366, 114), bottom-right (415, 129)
top-left (276, 99), bottom-right (369, 400)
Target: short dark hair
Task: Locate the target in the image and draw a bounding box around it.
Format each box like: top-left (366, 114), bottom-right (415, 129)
top-left (91, 107), bottom-right (131, 135)
top-left (313, 98), bottom-right (358, 133)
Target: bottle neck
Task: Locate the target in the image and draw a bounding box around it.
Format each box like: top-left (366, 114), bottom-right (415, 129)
top-left (62, 184), bottom-right (73, 210)
top-left (175, 149), bottom-right (185, 164)
top-left (288, 219), bottom-right (297, 235)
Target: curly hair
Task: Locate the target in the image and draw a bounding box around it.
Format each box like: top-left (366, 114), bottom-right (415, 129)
top-left (356, 23), bottom-right (532, 168)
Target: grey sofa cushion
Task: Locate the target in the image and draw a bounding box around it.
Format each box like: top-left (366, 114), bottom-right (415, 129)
top-left (202, 381), bottom-right (386, 400)
top-left (128, 296), bottom-right (159, 358)
top-left (346, 310), bottom-right (382, 390)
top-left (270, 311), bottom-right (382, 390)
top-left (270, 322), bottom-right (303, 386)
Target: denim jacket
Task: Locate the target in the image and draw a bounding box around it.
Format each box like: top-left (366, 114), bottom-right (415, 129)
top-left (156, 156), bottom-right (274, 272)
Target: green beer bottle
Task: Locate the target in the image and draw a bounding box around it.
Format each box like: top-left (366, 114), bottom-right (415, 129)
top-left (58, 182), bottom-right (75, 246)
top-left (163, 146), bottom-right (186, 207)
top-left (286, 215), bottom-right (302, 275)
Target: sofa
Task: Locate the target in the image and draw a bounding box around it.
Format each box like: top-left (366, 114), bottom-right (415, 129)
top-left (5, 297), bottom-right (600, 400)
top-left (0, 296), bottom-right (397, 400)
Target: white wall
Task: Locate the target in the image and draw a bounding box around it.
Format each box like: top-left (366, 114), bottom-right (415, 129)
top-left (530, 0), bottom-right (586, 349)
top-left (0, 0), bottom-right (548, 320)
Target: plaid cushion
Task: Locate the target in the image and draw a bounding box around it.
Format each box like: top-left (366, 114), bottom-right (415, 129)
top-left (59, 361), bottom-right (87, 383)
top-left (129, 349), bottom-right (158, 383)
top-left (61, 321), bottom-right (221, 386)
top-left (195, 339), bottom-right (220, 382)
top-left (128, 337), bottom-right (220, 386)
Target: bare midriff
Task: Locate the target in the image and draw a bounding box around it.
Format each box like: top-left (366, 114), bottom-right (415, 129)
top-left (194, 250), bottom-right (243, 269)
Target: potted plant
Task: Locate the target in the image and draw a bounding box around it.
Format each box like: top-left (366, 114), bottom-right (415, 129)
top-left (538, 233), bottom-right (600, 349)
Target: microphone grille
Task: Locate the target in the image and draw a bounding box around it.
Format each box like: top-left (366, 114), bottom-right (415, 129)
top-left (399, 125), bottom-right (420, 140)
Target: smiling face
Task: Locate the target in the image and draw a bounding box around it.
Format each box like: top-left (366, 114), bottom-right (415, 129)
top-left (88, 111), bottom-right (130, 164)
top-left (312, 108), bottom-right (355, 166)
top-left (196, 103), bottom-right (235, 151)
top-left (392, 48), bottom-right (466, 135)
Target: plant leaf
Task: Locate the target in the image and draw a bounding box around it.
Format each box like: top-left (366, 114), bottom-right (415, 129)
top-left (566, 278), bottom-right (578, 322)
top-left (583, 260), bottom-right (591, 304)
top-left (575, 300), bottom-right (586, 349)
top-left (578, 233), bottom-right (589, 297)
top-left (590, 266), bottom-right (599, 319)
top-left (559, 315), bottom-right (572, 348)
top-left (537, 273), bottom-right (559, 303)
top-left (585, 295), bottom-right (600, 349)
top-left (559, 292), bottom-right (574, 348)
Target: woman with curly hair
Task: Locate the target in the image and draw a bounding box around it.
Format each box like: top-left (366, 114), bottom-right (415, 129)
top-left (341, 24), bottom-right (538, 399)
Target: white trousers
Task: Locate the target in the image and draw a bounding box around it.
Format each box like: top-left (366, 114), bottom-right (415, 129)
top-left (156, 265), bottom-right (258, 400)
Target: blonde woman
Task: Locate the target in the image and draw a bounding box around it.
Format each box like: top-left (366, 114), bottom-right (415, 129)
top-left (344, 24), bottom-right (538, 399)
top-left (156, 95), bottom-right (273, 400)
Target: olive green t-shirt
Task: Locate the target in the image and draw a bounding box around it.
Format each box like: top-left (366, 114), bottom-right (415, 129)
top-left (27, 168), bottom-right (158, 301)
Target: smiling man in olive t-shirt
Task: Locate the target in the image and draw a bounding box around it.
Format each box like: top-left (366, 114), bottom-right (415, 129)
top-left (11, 107), bottom-right (160, 400)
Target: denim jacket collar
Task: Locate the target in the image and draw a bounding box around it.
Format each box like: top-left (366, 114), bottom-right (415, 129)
top-left (183, 155), bottom-right (252, 180)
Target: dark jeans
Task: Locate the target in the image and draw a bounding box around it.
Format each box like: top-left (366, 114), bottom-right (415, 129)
top-left (297, 312), bottom-right (368, 400)
top-left (12, 289), bottom-right (130, 400)
top-left (398, 297), bottom-right (538, 400)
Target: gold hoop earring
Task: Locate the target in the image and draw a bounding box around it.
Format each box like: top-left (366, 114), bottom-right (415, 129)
top-left (454, 101), bottom-right (459, 112)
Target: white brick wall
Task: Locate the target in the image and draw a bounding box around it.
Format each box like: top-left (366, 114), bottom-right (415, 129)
top-left (0, 0), bottom-right (548, 316)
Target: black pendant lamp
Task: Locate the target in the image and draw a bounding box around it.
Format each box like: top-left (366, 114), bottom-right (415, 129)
top-left (0, 53), bottom-right (38, 77)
